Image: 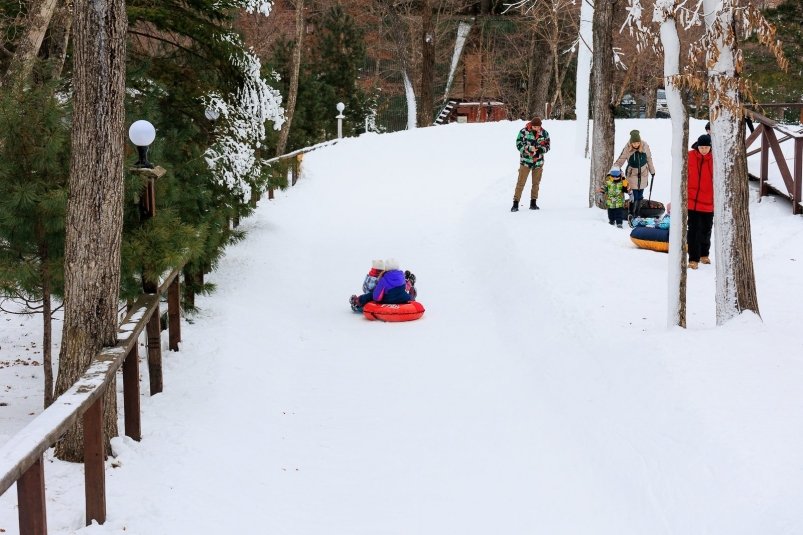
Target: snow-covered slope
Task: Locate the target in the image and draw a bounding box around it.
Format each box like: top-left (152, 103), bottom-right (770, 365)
top-left (2, 119), bottom-right (803, 534)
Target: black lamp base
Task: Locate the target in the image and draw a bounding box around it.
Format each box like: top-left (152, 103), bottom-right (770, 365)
top-left (133, 145), bottom-right (154, 169)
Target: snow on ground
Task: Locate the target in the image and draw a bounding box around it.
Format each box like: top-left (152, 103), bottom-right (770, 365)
top-left (2, 119), bottom-right (803, 534)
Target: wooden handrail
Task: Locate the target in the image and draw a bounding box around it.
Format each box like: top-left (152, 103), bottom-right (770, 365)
top-left (0, 264), bottom-right (185, 532)
top-left (0, 294), bottom-right (157, 495)
top-left (744, 113), bottom-right (803, 215)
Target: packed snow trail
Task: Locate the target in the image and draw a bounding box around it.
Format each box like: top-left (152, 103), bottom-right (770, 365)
top-left (3, 120), bottom-right (803, 534)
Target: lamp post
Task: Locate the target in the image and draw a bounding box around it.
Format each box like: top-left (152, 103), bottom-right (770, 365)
top-left (336, 102), bottom-right (345, 139)
top-left (129, 120), bottom-right (156, 169)
top-left (127, 119), bottom-right (165, 285)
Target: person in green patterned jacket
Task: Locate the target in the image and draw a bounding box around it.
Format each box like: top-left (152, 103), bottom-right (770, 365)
top-left (511, 116), bottom-right (551, 212)
top-left (597, 168), bottom-right (631, 228)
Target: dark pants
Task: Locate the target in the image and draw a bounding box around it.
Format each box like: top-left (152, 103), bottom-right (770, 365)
top-left (607, 207), bottom-right (625, 224)
top-left (688, 210), bottom-right (714, 262)
top-left (629, 188), bottom-right (644, 215)
top-left (358, 287), bottom-right (412, 306)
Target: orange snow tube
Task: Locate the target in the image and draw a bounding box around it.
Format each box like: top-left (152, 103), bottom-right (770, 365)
top-left (362, 301), bottom-right (425, 322)
top-left (630, 226), bottom-right (669, 253)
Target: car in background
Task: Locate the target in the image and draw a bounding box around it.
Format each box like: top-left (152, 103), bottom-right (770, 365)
top-left (621, 93), bottom-right (637, 106)
top-left (656, 88), bottom-right (669, 115)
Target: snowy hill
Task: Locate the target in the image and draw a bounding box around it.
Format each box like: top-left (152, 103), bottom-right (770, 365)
top-left (2, 119), bottom-right (803, 534)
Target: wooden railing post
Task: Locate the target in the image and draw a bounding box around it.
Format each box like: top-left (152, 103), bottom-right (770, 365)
top-left (83, 397), bottom-right (106, 526)
top-left (122, 345), bottom-right (141, 441)
top-left (146, 308), bottom-right (163, 395)
top-left (760, 128), bottom-right (769, 198)
top-left (17, 455), bottom-right (47, 535)
top-left (794, 137), bottom-right (802, 215)
top-left (168, 277), bottom-right (181, 351)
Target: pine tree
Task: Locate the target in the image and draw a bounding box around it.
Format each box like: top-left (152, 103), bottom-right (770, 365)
top-left (0, 78), bottom-right (69, 408)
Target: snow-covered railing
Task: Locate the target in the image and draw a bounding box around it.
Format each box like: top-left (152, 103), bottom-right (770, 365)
top-left (745, 107), bottom-right (803, 215)
top-left (263, 139), bottom-right (341, 192)
top-left (0, 265), bottom-right (184, 534)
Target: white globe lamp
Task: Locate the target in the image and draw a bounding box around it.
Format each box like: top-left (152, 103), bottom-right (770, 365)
top-left (128, 120), bottom-right (157, 168)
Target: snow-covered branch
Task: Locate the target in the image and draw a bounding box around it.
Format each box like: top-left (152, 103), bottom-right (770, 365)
top-left (204, 33), bottom-right (285, 199)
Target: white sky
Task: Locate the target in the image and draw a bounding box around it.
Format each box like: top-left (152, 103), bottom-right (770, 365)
top-left (2, 119), bottom-right (803, 534)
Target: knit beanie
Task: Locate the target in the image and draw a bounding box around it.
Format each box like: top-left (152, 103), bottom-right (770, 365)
top-left (384, 258), bottom-right (400, 271)
top-left (609, 167), bottom-right (622, 177)
top-left (629, 130), bottom-right (641, 143)
top-left (371, 259), bottom-right (385, 271)
top-left (696, 134), bottom-right (711, 147)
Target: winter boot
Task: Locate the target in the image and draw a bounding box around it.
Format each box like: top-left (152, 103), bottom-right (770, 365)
top-left (700, 256), bottom-right (711, 264)
top-left (688, 261), bottom-right (699, 270)
top-left (349, 294), bottom-right (362, 312)
top-left (511, 200), bottom-right (519, 212)
top-left (616, 222), bottom-right (623, 228)
top-left (529, 199), bottom-right (539, 210)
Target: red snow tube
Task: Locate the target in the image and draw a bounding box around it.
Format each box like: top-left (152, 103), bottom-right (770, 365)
top-left (362, 301), bottom-right (425, 322)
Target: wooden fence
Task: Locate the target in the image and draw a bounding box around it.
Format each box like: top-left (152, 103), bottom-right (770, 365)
top-left (264, 139), bottom-right (341, 191)
top-left (0, 267), bottom-right (183, 534)
top-left (745, 107), bottom-right (803, 215)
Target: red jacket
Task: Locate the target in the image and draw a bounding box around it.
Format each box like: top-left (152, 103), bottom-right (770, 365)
top-left (688, 149), bottom-right (714, 212)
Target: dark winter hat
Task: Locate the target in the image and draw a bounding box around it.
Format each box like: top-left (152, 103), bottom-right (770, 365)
top-left (705, 122), bottom-right (711, 132)
top-left (697, 134), bottom-right (711, 147)
top-left (629, 130), bottom-right (641, 143)
top-left (530, 116), bottom-right (542, 126)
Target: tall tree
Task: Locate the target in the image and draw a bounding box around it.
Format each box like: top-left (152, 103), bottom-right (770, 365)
top-left (1, 0), bottom-right (59, 90)
top-left (275, 0), bottom-right (305, 157)
top-left (0, 81), bottom-right (69, 408)
top-left (589, 0), bottom-right (616, 207)
top-left (54, 0), bottom-right (127, 462)
top-left (419, 0), bottom-right (435, 125)
top-left (621, 0), bottom-right (689, 327)
top-left (702, 0), bottom-right (760, 324)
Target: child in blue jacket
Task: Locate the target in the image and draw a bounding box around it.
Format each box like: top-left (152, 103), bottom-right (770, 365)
top-left (350, 258), bottom-right (416, 312)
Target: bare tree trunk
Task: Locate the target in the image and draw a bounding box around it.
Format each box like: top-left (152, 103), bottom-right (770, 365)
top-left (275, 0), bottom-right (304, 157)
top-left (38, 237), bottom-right (55, 408)
top-left (588, 0), bottom-right (616, 207)
top-left (45, 0), bottom-right (74, 81)
top-left (704, 0), bottom-right (760, 324)
top-left (657, 10), bottom-right (688, 328)
top-left (644, 87), bottom-right (657, 117)
top-left (418, 0), bottom-right (435, 126)
top-left (54, 0), bottom-right (127, 462)
top-left (529, 39), bottom-right (552, 118)
top-left (550, 46), bottom-right (575, 113)
top-left (1, 0), bottom-right (59, 90)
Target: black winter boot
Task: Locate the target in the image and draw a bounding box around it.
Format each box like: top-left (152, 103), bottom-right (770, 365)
top-left (511, 200), bottom-right (519, 212)
top-left (530, 199), bottom-right (539, 210)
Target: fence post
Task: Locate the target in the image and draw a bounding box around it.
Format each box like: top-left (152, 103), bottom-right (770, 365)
top-left (291, 158), bottom-right (299, 186)
top-left (83, 397), bottom-right (106, 526)
top-left (17, 455), bottom-right (47, 535)
top-left (760, 128), bottom-right (769, 198)
top-left (123, 345), bottom-right (141, 441)
top-left (168, 277), bottom-right (181, 351)
top-left (146, 308), bottom-right (163, 395)
top-left (795, 137), bottom-right (802, 215)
